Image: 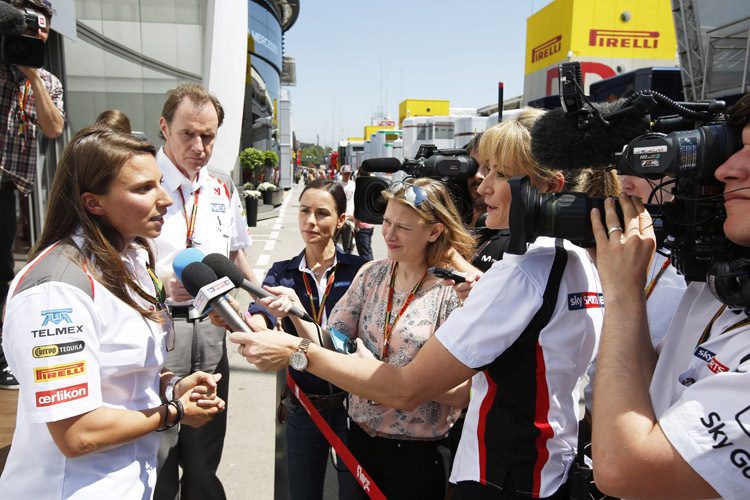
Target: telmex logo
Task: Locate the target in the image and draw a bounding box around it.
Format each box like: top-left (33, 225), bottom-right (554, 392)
top-left (589, 29), bottom-right (659, 49)
top-left (41, 308), bottom-right (73, 326)
top-left (532, 35), bottom-right (562, 63)
top-left (32, 341), bottom-right (85, 358)
top-left (36, 382), bottom-right (88, 407)
top-left (34, 360), bottom-right (86, 382)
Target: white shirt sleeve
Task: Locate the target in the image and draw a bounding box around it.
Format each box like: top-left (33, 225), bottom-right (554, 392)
top-left (4, 283), bottom-right (103, 423)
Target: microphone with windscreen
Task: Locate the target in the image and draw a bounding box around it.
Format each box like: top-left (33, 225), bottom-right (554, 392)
top-left (202, 253), bottom-right (314, 323)
top-left (172, 248), bottom-right (206, 282)
top-left (181, 261), bottom-right (252, 333)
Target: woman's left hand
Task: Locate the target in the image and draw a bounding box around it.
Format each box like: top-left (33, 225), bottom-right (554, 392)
top-left (175, 371), bottom-right (222, 405)
top-left (229, 328), bottom-right (298, 371)
top-left (352, 338), bottom-right (376, 360)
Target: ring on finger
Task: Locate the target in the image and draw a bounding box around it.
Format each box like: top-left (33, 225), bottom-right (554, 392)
top-left (607, 226), bottom-right (624, 236)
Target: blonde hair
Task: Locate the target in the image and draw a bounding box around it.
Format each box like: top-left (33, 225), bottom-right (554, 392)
top-left (479, 107), bottom-right (559, 189)
top-left (381, 178), bottom-right (476, 268)
top-left (568, 168), bottom-right (621, 197)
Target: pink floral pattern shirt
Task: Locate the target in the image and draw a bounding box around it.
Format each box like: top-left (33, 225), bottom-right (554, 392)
top-left (329, 259), bottom-right (462, 440)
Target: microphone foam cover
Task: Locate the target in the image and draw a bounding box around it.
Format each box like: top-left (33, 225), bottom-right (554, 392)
top-left (181, 261), bottom-right (218, 297)
top-left (202, 253), bottom-right (244, 288)
top-left (172, 248), bottom-right (206, 282)
top-left (531, 100), bottom-right (649, 171)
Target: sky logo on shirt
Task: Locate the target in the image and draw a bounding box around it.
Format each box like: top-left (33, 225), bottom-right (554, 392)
top-left (568, 292), bottom-right (604, 310)
top-left (36, 383), bottom-right (88, 407)
top-left (41, 308), bottom-right (73, 326)
top-left (34, 360), bottom-right (86, 382)
top-left (693, 347), bottom-right (729, 373)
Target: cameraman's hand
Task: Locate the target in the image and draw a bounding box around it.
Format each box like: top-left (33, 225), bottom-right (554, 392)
top-left (591, 193), bottom-right (656, 296)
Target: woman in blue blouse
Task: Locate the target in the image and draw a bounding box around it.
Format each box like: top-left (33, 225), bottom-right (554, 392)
top-left (248, 179), bottom-right (367, 500)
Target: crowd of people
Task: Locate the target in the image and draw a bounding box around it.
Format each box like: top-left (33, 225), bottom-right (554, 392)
top-left (0, 4), bottom-right (749, 498)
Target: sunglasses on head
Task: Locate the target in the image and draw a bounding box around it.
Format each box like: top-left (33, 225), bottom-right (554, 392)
top-left (387, 180), bottom-right (431, 209)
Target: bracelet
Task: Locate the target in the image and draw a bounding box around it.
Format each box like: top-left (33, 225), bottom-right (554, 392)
top-left (156, 399), bottom-right (185, 432)
top-left (164, 375), bottom-right (182, 402)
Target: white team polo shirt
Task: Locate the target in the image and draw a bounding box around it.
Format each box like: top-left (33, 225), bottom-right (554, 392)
top-left (652, 282), bottom-right (750, 500)
top-left (154, 147), bottom-right (252, 304)
top-left (0, 240), bottom-right (169, 499)
top-left (436, 237), bottom-right (602, 498)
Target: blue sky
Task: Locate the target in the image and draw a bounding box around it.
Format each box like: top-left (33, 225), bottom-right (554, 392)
top-left (283, 0), bottom-right (555, 147)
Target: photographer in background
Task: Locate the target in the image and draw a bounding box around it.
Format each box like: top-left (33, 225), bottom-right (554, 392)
top-left (0, 0), bottom-right (64, 389)
top-left (590, 93), bottom-right (750, 500)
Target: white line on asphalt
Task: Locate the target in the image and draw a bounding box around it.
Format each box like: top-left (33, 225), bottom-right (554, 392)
top-left (269, 231), bottom-right (279, 239)
top-left (264, 240), bottom-right (275, 251)
top-left (256, 254), bottom-right (270, 266)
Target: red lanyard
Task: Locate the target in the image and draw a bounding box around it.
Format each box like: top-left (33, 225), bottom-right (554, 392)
top-left (644, 257), bottom-right (670, 299)
top-left (382, 263), bottom-right (427, 360)
top-left (178, 187), bottom-right (201, 248)
top-left (16, 80), bottom-right (30, 141)
top-left (302, 266), bottom-right (337, 326)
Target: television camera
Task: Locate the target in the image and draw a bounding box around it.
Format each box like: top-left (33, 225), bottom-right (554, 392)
top-left (353, 144), bottom-right (477, 224)
top-left (0, 0), bottom-right (47, 68)
top-left (510, 62), bottom-right (749, 310)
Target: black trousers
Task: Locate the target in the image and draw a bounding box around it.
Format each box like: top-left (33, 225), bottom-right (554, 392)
top-left (345, 422), bottom-right (450, 500)
top-left (451, 479), bottom-right (569, 500)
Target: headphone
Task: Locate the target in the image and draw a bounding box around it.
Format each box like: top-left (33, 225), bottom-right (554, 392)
top-left (708, 257), bottom-right (750, 314)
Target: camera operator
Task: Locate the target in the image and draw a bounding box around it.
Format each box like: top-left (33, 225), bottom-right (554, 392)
top-left (590, 93), bottom-right (750, 500)
top-left (0, 0), bottom-right (64, 389)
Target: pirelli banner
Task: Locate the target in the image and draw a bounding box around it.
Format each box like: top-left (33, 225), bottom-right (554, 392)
top-left (523, 0), bottom-right (677, 103)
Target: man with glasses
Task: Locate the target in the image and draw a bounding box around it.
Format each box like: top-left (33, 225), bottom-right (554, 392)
top-left (0, 0), bottom-right (64, 389)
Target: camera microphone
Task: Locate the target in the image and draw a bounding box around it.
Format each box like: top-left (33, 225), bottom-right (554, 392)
top-left (181, 261), bottom-right (253, 334)
top-left (201, 253), bottom-right (315, 323)
top-left (531, 100), bottom-right (650, 171)
top-left (0, 2), bottom-right (26, 35)
top-left (361, 157), bottom-right (402, 173)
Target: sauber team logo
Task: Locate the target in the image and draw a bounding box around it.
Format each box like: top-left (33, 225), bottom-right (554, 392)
top-left (32, 341), bottom-right (85, 358)
top-left (34, 360), bottom-right (86, 382)
top-left (41, 308), bottom-right (73, 326)
top-left (694, 347), bottom-right (729, 373)
top-left (589, 29), bottom-right (660, 49)
top-left (36, 382), bottom-right (88, 407)
top-left (568, 292), bottom-right (604, 310)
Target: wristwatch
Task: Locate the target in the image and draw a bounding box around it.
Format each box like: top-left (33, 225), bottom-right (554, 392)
top-left (290, 339), bottom-right (312, 371)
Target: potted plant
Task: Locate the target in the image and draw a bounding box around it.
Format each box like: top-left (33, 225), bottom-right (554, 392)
top-left (262, 150), bottom-right (279, 185)
top-left (258, 181), bottom-right (281, 206)
top-left (242, 183), bottom-right (261, 227)
top-left (239, 147), bottom-right (263, 184)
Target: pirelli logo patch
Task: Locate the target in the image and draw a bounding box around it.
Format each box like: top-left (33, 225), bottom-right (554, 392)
top-left (34, 360), bottom-right (86, 382)
top-left (568, 292), bottom-right (604, 310)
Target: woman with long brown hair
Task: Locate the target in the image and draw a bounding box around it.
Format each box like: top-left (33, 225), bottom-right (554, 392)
top-left (0, 127), bottom-right (224, 500)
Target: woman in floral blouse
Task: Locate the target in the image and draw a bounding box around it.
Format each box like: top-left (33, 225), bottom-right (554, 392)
top-left (263, 177), bottom-right (476, 499)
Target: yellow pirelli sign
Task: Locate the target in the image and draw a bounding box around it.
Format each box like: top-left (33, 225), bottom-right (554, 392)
top-left (526, 0), bottom-right (676, 75)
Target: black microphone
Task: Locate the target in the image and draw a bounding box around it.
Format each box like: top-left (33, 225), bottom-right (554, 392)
top-left (181, 261), bottom-right (253, 334)
top-left (201, 253), bottom-right (315, 323)
top-left (361, 157), bottom-right (402, 173)
top-left (0, 2), bottom-right (26, 35)
top-left (530, 100), bottom-right (650, 172)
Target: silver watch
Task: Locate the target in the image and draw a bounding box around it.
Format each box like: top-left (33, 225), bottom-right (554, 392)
top-left (290, 339), bottom-right (312, 372)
